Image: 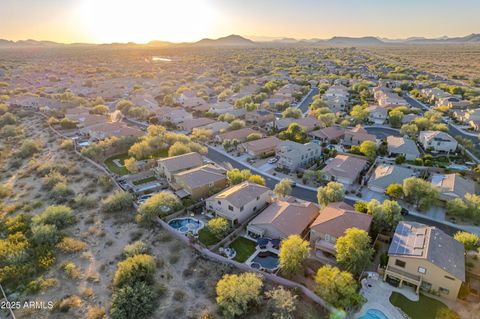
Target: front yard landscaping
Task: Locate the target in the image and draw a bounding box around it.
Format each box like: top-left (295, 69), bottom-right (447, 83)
top-left (389, 292), bottom-right (455, 319)
top-left (104, 153), bottom-right (130, 175)
top-left (229, 237), bottom-right (257, 262)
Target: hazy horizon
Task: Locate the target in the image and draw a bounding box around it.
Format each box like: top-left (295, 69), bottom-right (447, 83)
top-left (1, 0), bottom-right (480, 44)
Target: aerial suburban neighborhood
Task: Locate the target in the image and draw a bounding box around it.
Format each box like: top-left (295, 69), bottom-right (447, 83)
top-left (1, 1), bottom-right (480, 319)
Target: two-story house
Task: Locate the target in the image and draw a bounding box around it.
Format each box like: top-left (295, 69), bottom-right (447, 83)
top-left (384, 221), bottom-right (465, 300)
top-left (276, 140), bottom-right (322, 172)
top-left (173, 164), bottom-right (228, 200)
top-left (156, 152), bottom-right (204, 182)
top-left (205, 181), bottom-right (272, 225)
top-left (419, 131), bottom-right (458, 153)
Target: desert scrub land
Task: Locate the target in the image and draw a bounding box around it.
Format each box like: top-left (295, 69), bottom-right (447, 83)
top-left (367, 44), bottom-right (480, 84)
top-left (0, 111), bottom-right (225, 319)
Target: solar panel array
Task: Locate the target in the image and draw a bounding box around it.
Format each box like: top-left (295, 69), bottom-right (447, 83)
top-left (388, 222), bottom-right (426, 256)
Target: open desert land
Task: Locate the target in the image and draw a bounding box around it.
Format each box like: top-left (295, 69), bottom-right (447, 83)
top-left (366, 44), bottom-right (480, 85)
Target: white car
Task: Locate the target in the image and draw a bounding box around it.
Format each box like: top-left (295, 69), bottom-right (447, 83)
top-left (268, 157), bottom-right (279, 164)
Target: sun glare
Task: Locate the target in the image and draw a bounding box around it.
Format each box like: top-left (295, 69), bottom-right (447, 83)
top-left (79, 0), bottom-right (218, 43)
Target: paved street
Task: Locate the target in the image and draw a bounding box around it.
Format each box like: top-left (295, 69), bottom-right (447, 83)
top-left (206, 146), bottom-right (465, 235)
top-left (365, 126), bottom-right (401, 139)
top-left (296, 87), bottom-right (319, 114)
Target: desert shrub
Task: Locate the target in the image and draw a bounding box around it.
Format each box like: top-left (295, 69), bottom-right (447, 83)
top-left (49, 182), bottom-right (73, 202)
top-left (31, 224), bottom-right (60, 246)
top-left (56, 237), bottom-right (88, 253)
top-left (25, 276), bottom-right (57, 294)
top-left (110, 282), bottom-right (158, 319)
top-left (98, 175), bottom-right (113, 190)
top-left (54, 295), bottom-right (82, 312)
top-left (73, 193), bottom-right (97, 208)
top-left (32, 205), bottom-right (75, 229)
top-left (101, 191), bottom-right (133, 213)
top-left (113, 254), bottom-right (156, 288)
top-left (17, 139), bottom-right (42, 158)
top-left (42, 171), bottom-right (67, 190)
top-left (59, 139), bottom-right (74, 150)
top-left (62, 261), bottom-right (81, 279)
top-left (87, 306), bottom-right (106, 319)
top-left (0, 184), bottom-right (12, 198)
top-left (123, 241), bottom-right (149, 258)
top-left (36, 161), bottom-right (70, 176)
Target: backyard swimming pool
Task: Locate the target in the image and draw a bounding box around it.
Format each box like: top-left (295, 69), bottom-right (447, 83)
top-left (360, 309), bottom-right (389, 319)
top-left (168, 218), bottom-right (204, 235)
top-left (250, 251), bottom-right (279, 271)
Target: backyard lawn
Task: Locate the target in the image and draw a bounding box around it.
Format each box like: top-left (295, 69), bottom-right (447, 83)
top-left (104, 153), bottom-right (130, 175)
top-left (198, 227), bottom-right (220, 247)
top-left (389, 292), bottom-right (455, 319)
top-left (229, 237), bottom-right (257, 263)
top-left (132, 176), bottom-right (157, 185)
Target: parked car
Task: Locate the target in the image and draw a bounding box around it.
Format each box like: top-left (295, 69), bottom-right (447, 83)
top-left (268, 157), bottom-right (279, 164)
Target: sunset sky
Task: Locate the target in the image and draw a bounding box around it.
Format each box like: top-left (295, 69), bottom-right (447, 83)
top-left (1, 0), bottom-right (479, 43)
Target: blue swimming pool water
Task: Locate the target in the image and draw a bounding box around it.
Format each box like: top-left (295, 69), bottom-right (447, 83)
top-left (252, 251), bottom-right (279, 270)
top-left (168, 218), bottom-right (203, 233)
top-left (360, 309), bottom-right (389, 319)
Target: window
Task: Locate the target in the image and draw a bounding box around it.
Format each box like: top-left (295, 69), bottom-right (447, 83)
top-left (217, 201), bottom-right (221, 205)
top-left (418, 267), bottom-right (426, 274)
top-left (395, 259), bottom-right (406, 268)
top-left (253, 206), bottom-right (257, 211)
top-left (240, 206), bottom-right (244, 212)
top-left (439, 287), bottom-right (450, 295)
top-left (256, 196), bottom-right (259, 200)
top-left (444, 275), bottom-right (455, 281)
top-left (228, 205), bottom-right (233, 211)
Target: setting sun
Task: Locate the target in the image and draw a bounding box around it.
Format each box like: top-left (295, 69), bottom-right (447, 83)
top-left (79, 0), bottom-right (218, 43)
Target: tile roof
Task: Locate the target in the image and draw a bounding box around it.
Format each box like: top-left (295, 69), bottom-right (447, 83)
top-left (208, 181), bottom-right (270, 208)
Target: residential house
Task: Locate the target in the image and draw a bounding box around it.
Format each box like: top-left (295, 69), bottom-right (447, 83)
top-left (430, 173), bottom-right (477, 201)
top-left (309, 126), bottom-right (345, 143)
top-left (156, 152), bottom-right (204, 182)
top-left (368, 164), bottom-right (415, 193)
top-left (160, 108), bottom-right (193, 124)
top-left (419, 131), bottom-right (458, 153)
top-left (436, 96), bottom-right (470, 109)
top-left (177, 90), bottom-right (205, 108)
top-left (198, 121), bottom-right (230, 134)
top-left (209, 101), bottom-right (235, 115)
top-left (239, 136), bottom-right (282, 158)
top-left (343, 127), bottom-right (376, 146)
top-left (81, 122), bottom-right (144, 140)
top-left (177, 117), bottom-right (215, 133)
top-left (386, 136), bottom-right (421, 160)
top-left (367, 105), bottom-right (388, 124)
top-left (276, 140), bottom-right (322, 171)
top-left (268, 117), bottom-right (322, 132)
top-left (173, 164), bottom-right (228, 200)
top-left (452, 109), bottom-right (480, 131)
top-left (247, 199), bottom-right (319, 239)
top-left (206, 181), bottom-right (272, 225)
top-left (216, 128), bottom-right (263, 143)
top-left (322, 155), bottom-right (368, 186)
top-left (245, 109), bottom-right (276, 126)
top-left (384, 221), bottom-right (465, 300)
top-left (309, 202), bottom-right (372, 260)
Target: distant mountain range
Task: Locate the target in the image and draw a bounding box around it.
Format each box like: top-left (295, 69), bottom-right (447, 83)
top-left (1, 33), bottom-right (480, 48)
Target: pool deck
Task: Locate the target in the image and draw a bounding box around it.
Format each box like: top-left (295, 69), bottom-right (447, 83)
top-left (355, 273), bottom-right (418, 319)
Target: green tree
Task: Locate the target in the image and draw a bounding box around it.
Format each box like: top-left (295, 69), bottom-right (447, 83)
top-left (207, 217), bottom-right (229, 239)
top-left (229, 119), bottom-right (246, 130)
top-left (279, 235), bottom-right (311, 275)
top-left (278, 122), bottom-right (308, 143)
top-left (274, 178), bottom-right (292, 199)
top-left (316, 182), bottom-right (345, 208)
top-left (246, 133), bottom-right (262, 142)
top-left (32, 205), bottom-right (74, 229)
top-left (90, 104), bottom-right (109, 115)
top-left (336, 228), bottom-right (374, 276)
top-left (350, 105), bottom-right (369, 124)
top-left (282, 107), bottom-right (302, 119)
top-left (314, 265), bottom-right (363, 309)
top-left (216, 273), bottom-right (263, 318)
top-left (113, 254), bottom-right (156, 288)
top-left (168, 141), bottom-right (190, 157)
top-left (248, 174), bottom-right (266, 186)
top-left (385, 183), bottom-right (403, 199)
top-left (227, 169), bottom-right (252, 185)
top-left (359, 140), bottom-right (377, 161)
top-left (388, 109), bottom-right (404, 128)
top-left (454, 231), bottom-right (479, 252)
top-left (265, 287), bottom-right (298, 319)
top-left (403, 177), bottom-right (438, 210)
top-left (110, 282), bottom-right (158, 319)
top-left (136, 192), bottom-right (182, 226)
top-left (317, 113), bottom-right (336, 128)
top-left (400, 123), bottom-right (418, 139)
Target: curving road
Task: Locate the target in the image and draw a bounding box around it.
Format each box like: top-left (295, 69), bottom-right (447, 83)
top-left (296, 87), bottom-right (319, 114)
